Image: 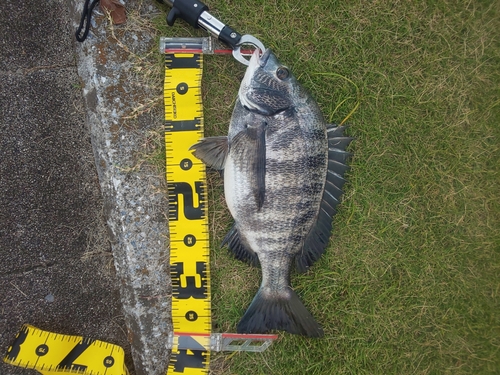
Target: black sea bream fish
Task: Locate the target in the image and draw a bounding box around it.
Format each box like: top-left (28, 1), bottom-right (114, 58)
top-left (191, 49), bottom-right (352, 337)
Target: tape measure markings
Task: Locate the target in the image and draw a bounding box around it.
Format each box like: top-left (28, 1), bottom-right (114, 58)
top-left (3, 324), bottom-right (127, 375)
top-left (164, 51), bottom-right (211, 374)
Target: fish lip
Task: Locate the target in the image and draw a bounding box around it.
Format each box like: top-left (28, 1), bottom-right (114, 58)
top-left (239, 49), bottom-right (276, 114)
top-left (258, 49), bottom-right (272, 67)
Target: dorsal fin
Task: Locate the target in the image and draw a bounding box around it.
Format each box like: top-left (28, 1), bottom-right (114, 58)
top-left (295, 124), bottom-right (353, 273)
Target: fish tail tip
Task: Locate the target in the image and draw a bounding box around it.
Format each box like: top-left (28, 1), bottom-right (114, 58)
top-left (237, 288), bottom-right (324, 338)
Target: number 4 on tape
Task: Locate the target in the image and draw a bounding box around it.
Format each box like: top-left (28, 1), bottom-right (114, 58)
top-left (3, 324), bottom-right (128, 375)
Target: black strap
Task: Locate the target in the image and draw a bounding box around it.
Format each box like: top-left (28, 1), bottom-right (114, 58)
top-left (75, 0), bottom-right (100, 42)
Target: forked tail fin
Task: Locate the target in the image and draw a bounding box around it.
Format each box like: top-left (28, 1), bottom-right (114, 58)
top-left (237, 287), bottom-right (324, 337)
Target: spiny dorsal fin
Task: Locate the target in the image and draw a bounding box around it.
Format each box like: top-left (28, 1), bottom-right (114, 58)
top-left (189, 136), bottom-right (228, 170)
top-left (295, 124), bottom-right (353, 273)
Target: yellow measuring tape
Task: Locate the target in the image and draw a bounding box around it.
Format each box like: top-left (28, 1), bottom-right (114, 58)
top-left (3, 324), bottom-right (128, 375)
top-left (163, 51), bottom-right (211, 374)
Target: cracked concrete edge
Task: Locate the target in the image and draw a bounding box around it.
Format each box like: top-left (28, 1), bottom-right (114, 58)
top-left (68, 1), bottom-right (171, 374)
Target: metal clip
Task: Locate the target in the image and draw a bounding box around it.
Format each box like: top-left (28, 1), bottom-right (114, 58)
top-left (167, 332), bottom-right (278, 352)
top-left (233, 35), bottom-right (266, 66)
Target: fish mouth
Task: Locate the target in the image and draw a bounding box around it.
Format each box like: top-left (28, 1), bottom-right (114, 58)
top-left (258, 49), bottom-right (272, 67)
top-left (248, 48), bottom-right (271, 68)
top-left (239, 48), bottom-right (281, 115)
top-left (239, 49), bottom-right (262, 113)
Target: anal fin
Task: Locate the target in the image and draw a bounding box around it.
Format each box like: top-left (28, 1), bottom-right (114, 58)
top-left (221, 223), bottom-right (260, 267)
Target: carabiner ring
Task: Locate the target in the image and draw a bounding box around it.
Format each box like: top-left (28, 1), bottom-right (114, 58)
top-left (232, 35), bottom-right (266, 66)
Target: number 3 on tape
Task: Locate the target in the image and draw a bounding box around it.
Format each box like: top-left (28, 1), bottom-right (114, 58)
top-left (3, 324), bottom-right (128, 375)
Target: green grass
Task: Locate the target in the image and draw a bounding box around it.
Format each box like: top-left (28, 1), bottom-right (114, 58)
top-left (151, 1), bottom-right (500, 373)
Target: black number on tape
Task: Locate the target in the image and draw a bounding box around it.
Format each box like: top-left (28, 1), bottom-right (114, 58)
top-left (166, 119), bottom-right (201, 132)
top-left (35, 344), bottom-right (49, 356)
top-left (169, 182), bottom-right (205, 221)
top-left (176, 83), bottom-right (189, 95)
top-left (5, 326), bottom-right (28, 361)
top-left (165, 54), bottom-right (202, 69)
top-left (171, 262), bottom-right (208, 299)
top-left (57, 337), bottom-right (95, 371)
top-left (173, 337), bottom-right (207, 372)
top-left (184, 234), bottom-right (196, 247)
top-left (185, 310), bottom-right (198, 321)
top-left (180, 158), bottom-right (193, 170)
top-left (103, 355), bottom-right (115, 368)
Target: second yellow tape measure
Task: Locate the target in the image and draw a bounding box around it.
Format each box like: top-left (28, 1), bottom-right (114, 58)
top-left (3, 324), bottom-right (128, 375)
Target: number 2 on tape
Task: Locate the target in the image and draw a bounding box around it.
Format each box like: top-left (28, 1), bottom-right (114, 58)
top-left (3, 324), bottom-right (128, 375)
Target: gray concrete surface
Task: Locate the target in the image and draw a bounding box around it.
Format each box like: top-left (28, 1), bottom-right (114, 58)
top-left (1, 1), bottom-right (170, 374)
top-left (0, 1), bottom-right (134, 373)
top-left (69, 0), bottom-right (171, 373)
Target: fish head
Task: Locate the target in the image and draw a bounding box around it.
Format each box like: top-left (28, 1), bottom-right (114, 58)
top-left (238, 49), bottom-right (298, 116)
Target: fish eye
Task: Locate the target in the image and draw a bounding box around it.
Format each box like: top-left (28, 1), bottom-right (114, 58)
top-left (276, 66), bottom-right (289, 80)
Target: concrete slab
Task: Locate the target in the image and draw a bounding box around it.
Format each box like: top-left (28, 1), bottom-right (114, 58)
top-left (0, 68), bottom-right (96, 273)
top-left (0, 0), bottom-right (75, 71)
top-left (0, 72), bottom-right (134, 369)
top-left (0, 0), bottom-right (135, 374)
top-left (69, 1), bottom-right (172, 373)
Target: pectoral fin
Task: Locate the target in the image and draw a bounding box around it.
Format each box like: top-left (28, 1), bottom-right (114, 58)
top-left (231, 121), bottom-right (267, 210)
top-left (254, 125), bottom-right (266, 210)
top-left (189, 136), bottom-right (228, 170)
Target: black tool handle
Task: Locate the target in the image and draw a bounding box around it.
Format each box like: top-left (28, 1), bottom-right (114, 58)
top-left (218, 25), bottom-right (242, 49)
top-left (157, 0), bottom-right (243, 48)
top-left (158, 0), bottom-right (208, 28)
